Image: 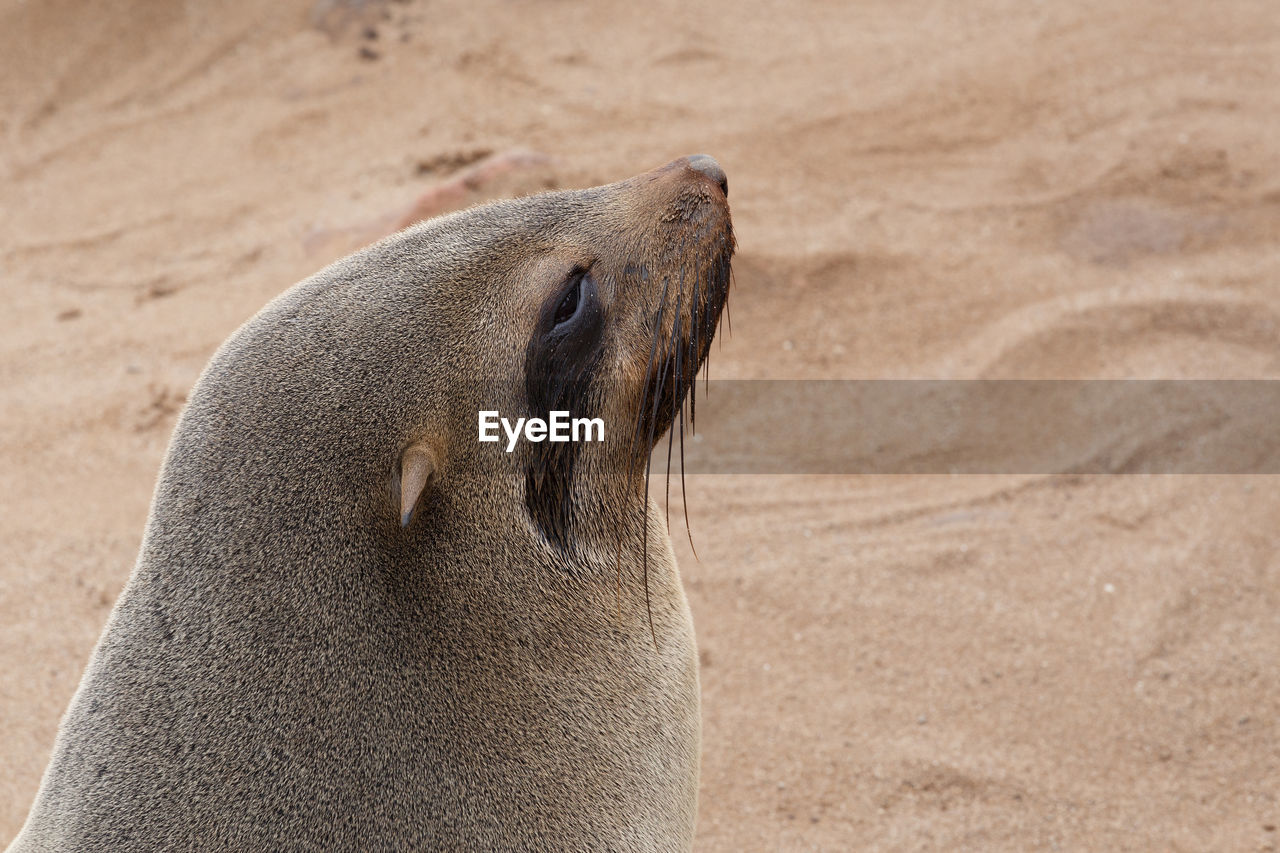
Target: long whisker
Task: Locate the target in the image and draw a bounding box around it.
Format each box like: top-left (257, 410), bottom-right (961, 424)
top-left (643, 335), bottom-right (673, 649)
top-left (679, 247), bottom-right (703, 558)
top-left (722, 258), bottom-right (734, 343)
top-left (722, 262), bottom-right (733, 339)
top-left (638, 260), bottom-right (677, 649)
top-left (678, 394), bottom-right (696, 558)
top-left (628, 269), bottom-right (672, 480)
top-left (675, 258), bottom-right (696, 558)
top-left (664, 287), bottom-right (683, 530)
top-left (688, 250), bottom-right (701, 435)
top-left (621, 263), bottom-right (674, 630)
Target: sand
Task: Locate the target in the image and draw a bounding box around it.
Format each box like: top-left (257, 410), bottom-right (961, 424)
top-left (2, 0), bottom-right (1279, 849)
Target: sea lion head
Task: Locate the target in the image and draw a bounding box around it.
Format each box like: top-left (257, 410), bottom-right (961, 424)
top-left (371, 154), bottom-right (734, 556)
top-left (174, 155), bottom-right (732, 599)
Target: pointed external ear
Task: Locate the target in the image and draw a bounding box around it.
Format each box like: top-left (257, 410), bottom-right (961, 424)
top-left (398, 442), bottom-right (439, 528)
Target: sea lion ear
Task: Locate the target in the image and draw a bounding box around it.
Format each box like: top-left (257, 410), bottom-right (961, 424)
top-left (398, 442), bottom-right (439, 528)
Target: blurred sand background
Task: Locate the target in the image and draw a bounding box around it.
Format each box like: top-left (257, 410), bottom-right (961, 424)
top-left (3, 1), bottom-right (1279, 849)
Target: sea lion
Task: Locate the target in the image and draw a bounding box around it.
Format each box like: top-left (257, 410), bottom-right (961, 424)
top-left (8, 154), bottom-right (733, 851)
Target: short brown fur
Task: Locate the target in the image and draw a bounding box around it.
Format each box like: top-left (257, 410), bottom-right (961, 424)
top-left (9, 157), bottom-right (733, 852)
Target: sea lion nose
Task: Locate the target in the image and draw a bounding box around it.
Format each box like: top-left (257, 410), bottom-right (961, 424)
top-left (685, 154), bottom-right (728, 198)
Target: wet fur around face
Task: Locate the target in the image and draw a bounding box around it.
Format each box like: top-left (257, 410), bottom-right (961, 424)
top-left (8, 158), bottom-right (733, 852)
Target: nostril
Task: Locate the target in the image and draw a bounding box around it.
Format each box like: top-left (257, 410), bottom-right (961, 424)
top-left (686, 154), bottom-right (728, 198)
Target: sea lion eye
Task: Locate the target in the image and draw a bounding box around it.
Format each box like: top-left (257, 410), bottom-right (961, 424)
top-left (552, 272), bottom-right (587, 329)
top-left (530, 266), bottom-right (602, 358)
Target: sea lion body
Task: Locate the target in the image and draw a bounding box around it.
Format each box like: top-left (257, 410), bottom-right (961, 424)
top-left (9, 156), bottom-right (733, 851)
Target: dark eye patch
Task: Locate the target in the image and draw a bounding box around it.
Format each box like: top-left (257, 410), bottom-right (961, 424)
top-left (523, 265), bottom-right (606, 550)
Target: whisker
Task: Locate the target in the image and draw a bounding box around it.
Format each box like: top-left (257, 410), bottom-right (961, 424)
top-left (664, 286), bottom-right (684, 530)
top-left (638, 263), bottom-right (676, 649)
top-left (722, 258), bottom-right (733, 339)
top-left (678, 347), bottom-right (697, 559)
top-left (642, 343), bottom-right (673, 649)
top-left (628, 269), bottom-right (673, 480)
top-left (689, 252), bottom-right (702, 435)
